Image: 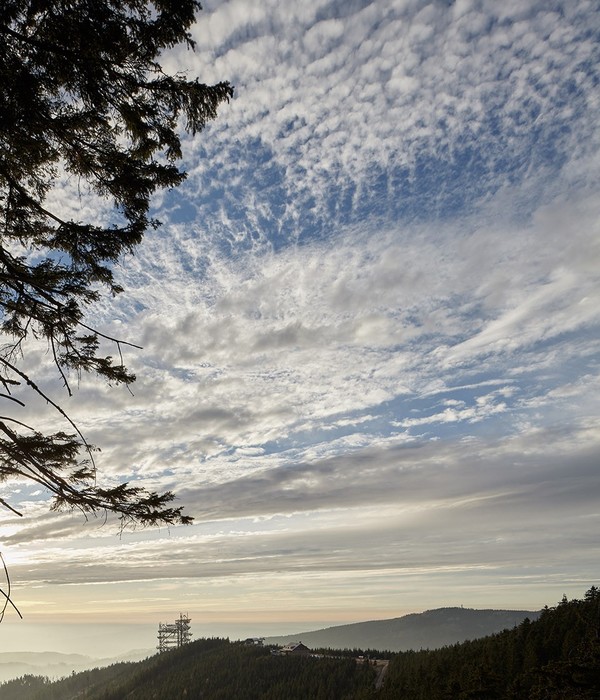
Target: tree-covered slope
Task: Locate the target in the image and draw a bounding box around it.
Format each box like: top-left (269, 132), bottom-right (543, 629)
top-left (379, 587), bottom-right (600, 699)
top-left (0, 638), bottom-right (377, 700)
top-left (3, 588), bottom-right (598, 699)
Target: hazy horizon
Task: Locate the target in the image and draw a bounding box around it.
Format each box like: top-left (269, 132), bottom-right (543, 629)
top-left (2, 599), bottom-right (547, 658)
top-left (1, 0), bottom-right (599, 661)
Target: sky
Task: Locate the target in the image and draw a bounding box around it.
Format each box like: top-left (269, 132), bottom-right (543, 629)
top-left (1, 0), bottom-right (600, 658)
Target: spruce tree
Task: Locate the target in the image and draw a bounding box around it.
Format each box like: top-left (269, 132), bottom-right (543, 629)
top-left (0, 1), bottom-right (232, 526)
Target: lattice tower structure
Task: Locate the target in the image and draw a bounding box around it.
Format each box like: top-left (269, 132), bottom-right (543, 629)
top-left (157, 613), bottom-right (192, 652)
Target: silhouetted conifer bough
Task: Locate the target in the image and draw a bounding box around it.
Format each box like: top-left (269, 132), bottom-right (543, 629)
top-left (0, 0), bottom-right (233, 526)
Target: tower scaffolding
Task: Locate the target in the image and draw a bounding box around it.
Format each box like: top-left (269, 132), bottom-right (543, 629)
top-left (157, 613), bottom-right (192, 652)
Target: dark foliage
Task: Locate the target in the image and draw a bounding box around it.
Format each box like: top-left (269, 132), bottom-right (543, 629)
top-left (0, 662), bottom-right (138, 700)
top-left (0, 638), bottom-right (377, 700)
top-left (311, 646), bottom-right (395, 660)
top-left (4, 590), bottom-right (598, 698)
top-left (0, 1), bottom-right (232, 526)
top-left (379, 587), bottom-right (600, 699)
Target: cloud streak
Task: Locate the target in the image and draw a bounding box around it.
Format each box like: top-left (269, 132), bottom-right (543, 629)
top-left (1, 0), bottom-right (599, 639)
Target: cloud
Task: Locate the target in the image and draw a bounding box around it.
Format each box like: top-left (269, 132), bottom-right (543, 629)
top-left (9, 180), bottom-right (590, 524)
top-left (2, 0), bottom-right (600, 626)
top-left (9, 424), bottom-right (600, 595)
top-left (164, 0), bottom-right (599, 249)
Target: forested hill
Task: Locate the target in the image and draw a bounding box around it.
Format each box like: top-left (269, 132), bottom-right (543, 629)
top-left (378, 587), bottom-right (600, 699)
top-left (2, 589), bottom-right (598, 700)
top-left (266, 607), bottom-right (538, 652)
top-left (0, 639), bottom-right (377, 700)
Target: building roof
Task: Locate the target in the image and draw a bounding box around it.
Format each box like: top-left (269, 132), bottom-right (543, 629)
top-left (279, 642), bottom-right (310, 654)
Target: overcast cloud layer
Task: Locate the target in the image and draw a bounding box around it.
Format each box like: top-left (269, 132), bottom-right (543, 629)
top-left (1, 0), bottom-right (599, 650)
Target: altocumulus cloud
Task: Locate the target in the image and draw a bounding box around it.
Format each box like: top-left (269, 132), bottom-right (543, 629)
top-left (2, 0), bottom-right (599, 623)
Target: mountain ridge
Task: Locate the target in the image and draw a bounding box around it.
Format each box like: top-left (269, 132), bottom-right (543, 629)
top-left (2, 590), bottom-right (598, 700)
top-left (0, 650), bottom-right (152, 683)
top-left (265, 606), bottom-right (539, 652)
top-left (0, 608), bottom-right (539, 682)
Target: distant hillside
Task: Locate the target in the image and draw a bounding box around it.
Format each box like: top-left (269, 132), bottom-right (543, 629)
top-left (0, 653), bottom-right (92, 684)
top-left (266, 607), bottom-right (539, 652)
top-left (0, 650), bottom-right (152, 683)
top-left (378, 588), bottom-right (600, 699)
top-left (2, 590), bottom-right (598, 700)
